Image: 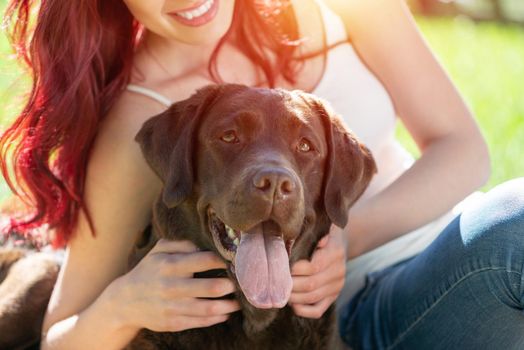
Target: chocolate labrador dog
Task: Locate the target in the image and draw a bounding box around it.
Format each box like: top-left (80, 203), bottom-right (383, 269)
top-left (0, 247), bottom-right (60, 350)
top-left (126, 84), bottom-right (376, 350)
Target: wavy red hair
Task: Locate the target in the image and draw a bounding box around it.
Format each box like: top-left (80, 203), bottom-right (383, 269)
top-left (0, 0), bottom-right (301, 248)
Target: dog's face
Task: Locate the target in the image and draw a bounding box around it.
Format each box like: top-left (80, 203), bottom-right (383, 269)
top-left (136, 84), bottom-right (376, 311)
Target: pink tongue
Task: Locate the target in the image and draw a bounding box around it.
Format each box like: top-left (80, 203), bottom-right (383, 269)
top-left (234, 224), bottom-right (292, 309)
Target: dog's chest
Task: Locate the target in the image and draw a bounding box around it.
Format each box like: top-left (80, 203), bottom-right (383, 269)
top-left (127, 306), bottom-right (335, 350)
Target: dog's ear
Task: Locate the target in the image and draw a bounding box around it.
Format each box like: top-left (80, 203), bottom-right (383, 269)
top-left (135, 84), bottom-right (225, 208)
top-left (299, 93), bottom-right (377, 228)
top-left (324, 115), bottom-right (376, 228)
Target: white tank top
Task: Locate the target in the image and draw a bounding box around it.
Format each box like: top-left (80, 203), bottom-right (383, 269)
top-left (126, 1), bottom-right (480, 303)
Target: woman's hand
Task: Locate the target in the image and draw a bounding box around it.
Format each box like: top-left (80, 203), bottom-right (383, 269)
top-left (107, 239), bottom-right (240, 333)
top-left (289, 227), bottom-right (347, 319)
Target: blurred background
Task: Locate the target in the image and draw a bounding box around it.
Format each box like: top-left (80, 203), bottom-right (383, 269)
top-left (0, 0), bottom-right (522, 202)
top-left (399, 0), bottom-right (524, 190)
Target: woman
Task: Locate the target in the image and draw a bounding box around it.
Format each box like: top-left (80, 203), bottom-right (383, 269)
top-left (0, 0), bottom-right (522, 349)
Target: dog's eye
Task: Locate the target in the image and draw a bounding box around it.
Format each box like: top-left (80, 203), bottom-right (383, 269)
top-left (220, 130), bottom-right (239, 143)
top-left (297, 138), bottom-right (313, 153)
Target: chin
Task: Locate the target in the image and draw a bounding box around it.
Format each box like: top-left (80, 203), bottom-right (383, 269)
top-left (173, 28), bottom-right (230, 46)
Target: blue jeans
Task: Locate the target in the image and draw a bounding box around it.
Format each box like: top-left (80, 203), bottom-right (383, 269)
top-left (339, 178), bottom-right (524, 350)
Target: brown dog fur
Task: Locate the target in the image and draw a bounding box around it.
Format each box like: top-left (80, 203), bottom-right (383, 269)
top-left (126, 84), bottom-right (376, 350)
top-left (0, 84), bottom-right (374, 349)
top-left (0, 248), bottom-right (60, 349)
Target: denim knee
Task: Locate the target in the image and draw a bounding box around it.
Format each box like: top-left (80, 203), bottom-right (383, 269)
top-left (459, 178), bottom-right (524, 269)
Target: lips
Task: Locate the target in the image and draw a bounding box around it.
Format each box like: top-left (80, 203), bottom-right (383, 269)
top-left (168, 0), bottom-right (219, 27)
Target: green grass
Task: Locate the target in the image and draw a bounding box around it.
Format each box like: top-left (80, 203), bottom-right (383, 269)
top-left (0, 1), bottom-right (28, 120)
top-left (0, 9), bottom-right (522, 200)
top-left (0, 0), bottom-right (30, 200)
top-left (396, 16), bottom-right (524, 189)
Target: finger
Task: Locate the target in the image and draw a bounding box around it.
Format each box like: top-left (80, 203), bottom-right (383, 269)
top-left (291, 247), bottom-right (333, 276)
top-left (291, 259), bottom-right (317, 276)
top-left (292, 262), bottom-right (344, 293)
top-left (162, 314), bottom-right (230, 332)
top-left (316, 234), bottom-right (329, 249)
top-left (170, 277), bottom-right (238, 298)
top-left (180, 314), bottom-right (230, 330)
top-left (292, 236), bottom-right (346, 277)
top-left (291, 295), bottom-right (336, 319)
top-left (163, 251), bottom-right (228, 275)
top-left (170, 298), bottom-right (241, 317)
top-left (289, 279), bottom-right (344, 304)
top-left (291, 251), bottom-right (332, 277)
top-left (150, 239), bottom-right (199, 254)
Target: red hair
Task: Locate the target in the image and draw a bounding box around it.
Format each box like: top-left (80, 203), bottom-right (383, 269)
top-left (0, 0), bottom-right (301, 248)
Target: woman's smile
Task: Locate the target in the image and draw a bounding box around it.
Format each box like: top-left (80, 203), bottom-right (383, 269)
top-left (122, 0), bottom-right (234, 45)
top-left (169, 0), bottom-right (219, 27)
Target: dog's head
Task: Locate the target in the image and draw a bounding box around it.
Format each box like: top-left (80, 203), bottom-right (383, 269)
top-left (136, 84), bottom-right (376, 311)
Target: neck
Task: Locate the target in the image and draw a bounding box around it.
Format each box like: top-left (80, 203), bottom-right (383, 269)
top-left (133, 29), bottom-right (222, 82)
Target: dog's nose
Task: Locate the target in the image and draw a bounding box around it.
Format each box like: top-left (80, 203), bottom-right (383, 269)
top-left (253, 168), bottom-right (297, 200)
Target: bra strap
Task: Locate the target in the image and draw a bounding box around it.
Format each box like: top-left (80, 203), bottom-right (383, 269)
top-left (126, 84), bottom-right (173, 108)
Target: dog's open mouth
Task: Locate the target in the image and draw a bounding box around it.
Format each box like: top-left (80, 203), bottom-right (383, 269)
top-left (207, 208), bottom-right (240, 262)
top-left (207, 208), bottom-right (293, 309)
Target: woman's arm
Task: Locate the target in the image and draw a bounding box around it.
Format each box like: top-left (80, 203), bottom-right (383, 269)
top-left (290, 0), bottom-right (490, 317)
top-left (41, 93), bottom-right (239, 350)
top-left (325, 0), bottom-right (490, 257)
top-left (41, 93), bottom-right (164, 349)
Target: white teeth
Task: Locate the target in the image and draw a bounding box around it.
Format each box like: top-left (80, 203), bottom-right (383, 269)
top-left (176, 0), bottom-right (213, 20)
top-left (226, 225), bottom-right (240, 246)
top-left (195, 7), bottom-right (205, 16)
top-left (226, 226), bottom-right (236, 240)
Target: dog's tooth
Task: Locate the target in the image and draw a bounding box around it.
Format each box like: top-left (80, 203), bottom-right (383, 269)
top-left (226, 226), bottom-right (236, 240)
top-left (233, 238), bottom-right (240, 246)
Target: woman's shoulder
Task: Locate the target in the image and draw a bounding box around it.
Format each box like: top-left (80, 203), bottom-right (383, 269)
top-left (319, 0), bottom-right (408, 38)
top-left (88, 88), bottom-right (165, 214)
top-left (320, 0), bottom-right (403, 18)
top-left (104, 87), bottom-right (169, 135)
top-left (43, 89), bottom-right (167, 332)
top-left (89, 89), bottom-right (167, 192)
top-left (76, 88), bottom-right (165, 254)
